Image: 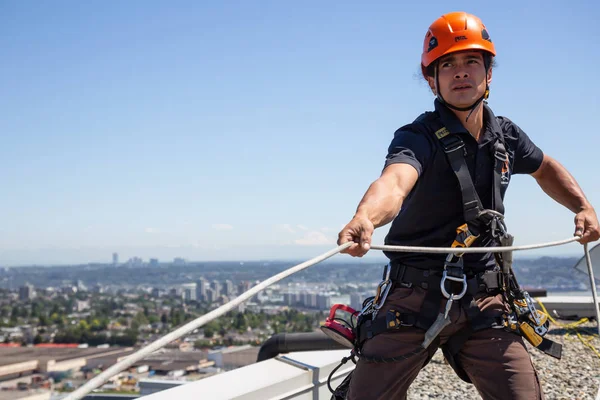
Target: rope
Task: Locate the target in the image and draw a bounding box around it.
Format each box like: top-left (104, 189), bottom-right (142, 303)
top-left (536, 300), bottom-right (600, 359)
top-left (370, 236), bottom-right (580, 253)
top-left (588, 241), bottom-right (600, 400)
top-left (63, 235), bottom-right (595, 400)
top-left (585, 243), bottom-right (600, 338)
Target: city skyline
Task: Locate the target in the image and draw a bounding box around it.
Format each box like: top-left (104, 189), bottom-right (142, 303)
top-left (1, 242), bottom-right (587, 268)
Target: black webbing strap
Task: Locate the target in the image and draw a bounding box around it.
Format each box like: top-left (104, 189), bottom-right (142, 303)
top-left (491, 140), bottom-right (507, 215)
top-left (389, 263), bottom-right (502, 294)
top-left (537, 337), bottom-right (563, 359)
top-left (438, 134), bottom-right (483, 224)
top-left (388, 263), bottom-right (503, 331)
top-left (357, 310), bottom-right (417, 342)
top-left (416, 289), bottom-right (444, 331)
top-left (437, 131), bottom-right (508, 227)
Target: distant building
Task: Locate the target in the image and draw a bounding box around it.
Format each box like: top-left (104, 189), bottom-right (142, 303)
top-left (205, 288), bottom-right (215, 303)
top-left (184, 288), bottom-right (195, 302)
top-left (62, 286), bottom-right (77, 295)
top-left (237, 281), bottom-right (252, 296)
top-left (73, 279), bottom-right (87, 292)
top-left (173, 257), bottom-right (187, 266)
top-left (112, 252), bottom-right (119, 266)
top-left (197, 278), bottom-right (208, 302)
top-left (76, 300), bottom-right (90, 312)
top-left (0, 346), bottom-right (133, 382)
top-left (300, 292), bottom-right (309, 307)
top-left (170, 287), bottom-right (183, 300)
top-left (283, 292), bottom-right (294, 306)
top-left (126, 257), bottom-right (143, 267)
top-left (19, 284), bottom-right (34, 301)
top-left (211, 280), bottom-right (221, 299)
top-left (207, 345), bottom-right (259, 371)
top-left (317, 294), bottom-right (331, 310)
top-left (307, 293), bottom-right (318, 308)
top-left (224, 280), bottom-right (234, 297)
top-left (92, 284), bottom-right (104, 294)
top-left (350, 292), bottom-right (363, 311)
top-left (149, 258), bottom-right (159, 267)
top-left (182, 283), bottom-right (197, 302)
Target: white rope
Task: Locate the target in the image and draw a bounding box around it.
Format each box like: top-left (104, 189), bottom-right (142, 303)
top-left (63, 235), bottom-right (593, 400)
top-left (371, 236), bottom-right (581, 253)
top-left (582, 244), bottom-right (600, 400)
top-left (585, 243), bottom-right (600, 338)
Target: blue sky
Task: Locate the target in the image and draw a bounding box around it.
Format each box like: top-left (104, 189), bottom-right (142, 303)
top-left (1, 1), bottom-right (599, 266)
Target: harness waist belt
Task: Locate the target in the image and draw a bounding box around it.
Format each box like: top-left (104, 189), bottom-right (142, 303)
top-left (388, 263), bottom-right (501, 294)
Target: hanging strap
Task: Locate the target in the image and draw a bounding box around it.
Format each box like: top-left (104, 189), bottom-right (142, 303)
top-left (491, 140), bottom-right (507, 215)
top-left (437, 132), bottom-right (484, 225)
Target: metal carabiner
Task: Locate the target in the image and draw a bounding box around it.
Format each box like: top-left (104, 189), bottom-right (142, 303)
top-left (372, 264), bottom-right (392, 319)
top-left (373, 281), bottom-right (391, 310)
top-left (357, 297), bottom-right (375, 318)
top-left (440, 270), bottom-right (467, 300)
top-left (477, 209), bottom-right (505, 221)
top-left (496, 218), bottom-right (508, 238)
top-left (373, 264), bottom-right (390, 303)
top-left (478, 209), bottom-right (508, 239)
top-left (491, 216), bottom-right (508, 239)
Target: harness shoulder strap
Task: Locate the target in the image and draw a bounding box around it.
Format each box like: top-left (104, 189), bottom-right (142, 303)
top-left (436, 131), bottom-right (484, 225)
top-left (491, 138), bottom-right (507, 215)
top-left (434, 126), bottom-right (508, 228)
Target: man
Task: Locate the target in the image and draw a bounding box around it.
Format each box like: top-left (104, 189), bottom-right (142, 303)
top-left (336, 11), bottom-right (599, 400)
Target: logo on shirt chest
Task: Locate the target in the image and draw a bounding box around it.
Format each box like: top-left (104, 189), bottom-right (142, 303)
top-left (434, 127), bottom-right (451, 139)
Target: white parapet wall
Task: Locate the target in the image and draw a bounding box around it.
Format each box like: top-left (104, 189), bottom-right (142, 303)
top-left (0, 360), bottom-right (39, 379)
top-left (43, 357), bottom-right (87, 373)
top-left (17, 392), bottom-right (51, 400)
top-left (139, 349), bottom-right (355, 400)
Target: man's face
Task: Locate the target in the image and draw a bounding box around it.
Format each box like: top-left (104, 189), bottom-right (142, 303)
top-left (427, 51), bottom-right (492, 108)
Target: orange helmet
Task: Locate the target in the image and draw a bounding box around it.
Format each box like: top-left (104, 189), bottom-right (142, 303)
top-left (421, 12), bottom-right (495, 71)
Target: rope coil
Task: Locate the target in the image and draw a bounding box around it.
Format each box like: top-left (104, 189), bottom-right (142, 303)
top-left (63, 236), bottom-right (597, 400)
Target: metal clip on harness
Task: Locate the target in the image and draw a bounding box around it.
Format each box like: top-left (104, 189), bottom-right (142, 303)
top-left (440, 223), bottom-right (479, 302)
top-left (371, 263), bottom-right (392, 320)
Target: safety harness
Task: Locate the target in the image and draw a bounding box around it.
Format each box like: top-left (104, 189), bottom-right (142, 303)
top-left (327, 111), bottom-right (562, 398)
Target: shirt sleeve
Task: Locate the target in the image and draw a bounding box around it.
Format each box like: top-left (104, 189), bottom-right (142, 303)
top-left (383, 129), bottom-right (433, 176)
top-left (499, 117), bottom-right (544, 175)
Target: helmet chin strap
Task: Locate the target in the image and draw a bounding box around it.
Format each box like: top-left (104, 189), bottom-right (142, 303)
top-left (434, 62), bottom-right (490, 122)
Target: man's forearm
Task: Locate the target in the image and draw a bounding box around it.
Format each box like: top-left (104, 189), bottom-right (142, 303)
top-left (355, 178), bottom-right (406, 228)
top-left (533, 156), bottom-right (592, 213)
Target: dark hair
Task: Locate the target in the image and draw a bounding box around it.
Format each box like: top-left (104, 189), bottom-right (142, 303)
top-left (423, 53), bottom-right (496, 78)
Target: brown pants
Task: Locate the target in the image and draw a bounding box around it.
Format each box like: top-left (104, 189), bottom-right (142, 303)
top-left (347, 286), bottom-right (544, 400)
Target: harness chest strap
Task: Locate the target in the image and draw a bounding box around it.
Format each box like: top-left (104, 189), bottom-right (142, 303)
top-left (435, 126), bottom-right (507, 226)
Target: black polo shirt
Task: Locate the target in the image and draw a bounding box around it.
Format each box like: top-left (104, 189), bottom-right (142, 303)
top-left (383, 99), bottom-right (544, 271)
